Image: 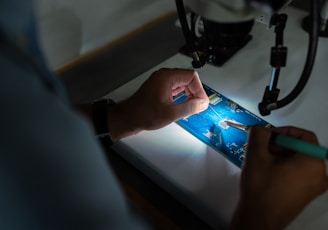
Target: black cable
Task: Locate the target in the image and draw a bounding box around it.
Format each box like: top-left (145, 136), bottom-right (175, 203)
top-left (266, 0), bottom-right (319, 111)
top-left (175, 0), bottom-right (203, 68)
top-left (190, 12), bottom-right (197, 39)
top-left (175, 0), bottom-right (195, 54)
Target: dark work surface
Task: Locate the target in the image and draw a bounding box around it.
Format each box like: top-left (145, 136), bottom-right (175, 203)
top-left (59, 13), bottom-right (185, 104)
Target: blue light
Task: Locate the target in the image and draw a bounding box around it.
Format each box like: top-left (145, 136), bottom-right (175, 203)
top-left (174, 84), bottom-right (272, 167)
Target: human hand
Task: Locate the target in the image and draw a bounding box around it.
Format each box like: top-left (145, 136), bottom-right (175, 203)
top-left (108, 68), bottom-right (209, 140)
top-left (230, 125), bottom-right (328, 230)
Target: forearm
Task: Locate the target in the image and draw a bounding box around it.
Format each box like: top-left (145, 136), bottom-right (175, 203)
top-left (106, 99), bottom-right (142, 140)
top-left (74, 68), bottom-right (210, 140)
top-left (74, 100), bottom-right (141, 141)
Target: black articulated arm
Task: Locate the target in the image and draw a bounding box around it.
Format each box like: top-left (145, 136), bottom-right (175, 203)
top-left (259, 0), bottom-right (319, 116)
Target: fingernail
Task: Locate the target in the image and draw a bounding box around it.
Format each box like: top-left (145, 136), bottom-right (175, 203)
top-left (199, 101), bottom-right (209, 111)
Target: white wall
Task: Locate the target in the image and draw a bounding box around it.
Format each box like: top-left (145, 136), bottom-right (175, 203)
top-left (36, 0), bottom-right (176, 69)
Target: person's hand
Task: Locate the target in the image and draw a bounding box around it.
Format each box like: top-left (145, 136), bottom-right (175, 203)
top-left (230, 125), bottom-right (328, 230)
top-left (108, 68), bottom-right (209, 140)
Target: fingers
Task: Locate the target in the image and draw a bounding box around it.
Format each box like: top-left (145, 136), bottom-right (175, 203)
top-left (171, 69), bottom-right (208, 101)
top-left (247, 126), bottom-right (318, 159)
top-left (126, 68), bottom-right (210, 131)
top-left (171, 98), bottom-right (209, 118)
top-left (246, 125), bottom-right (272, 164)
top-left (247, 126), bottom-right (328, 186)
top-left (272, 126), bottom-right (318, 144)
top-left (237, 125), bottom-right (328, 229)
top-left (157, 68), bottom-right (209, 101)
top-left (155, 68), bottom-right (209, 118)
top-left (247, 125), bottom-right (271, 152)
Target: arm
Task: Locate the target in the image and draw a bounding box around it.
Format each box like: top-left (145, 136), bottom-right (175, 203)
top-left (77, 68), bottom-right (209, 140)
top-left (230, 125), bottom-right (328, 230)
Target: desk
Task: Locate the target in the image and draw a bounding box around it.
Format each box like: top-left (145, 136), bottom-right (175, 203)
top-left (105, 7), bottom-right (328, 230)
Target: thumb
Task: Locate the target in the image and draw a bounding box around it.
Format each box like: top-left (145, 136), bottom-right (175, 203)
top-left (173, 98), bottom-right (209, 118)
top-left (246, 125), bottom-right (272, 161)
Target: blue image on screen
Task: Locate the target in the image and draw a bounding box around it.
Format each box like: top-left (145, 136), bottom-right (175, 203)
top-left (173, 84), bottom-right (272, 167)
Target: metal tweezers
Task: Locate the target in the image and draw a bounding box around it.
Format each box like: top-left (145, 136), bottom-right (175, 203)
top-left (224, 119), bottom-right (250, 132)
